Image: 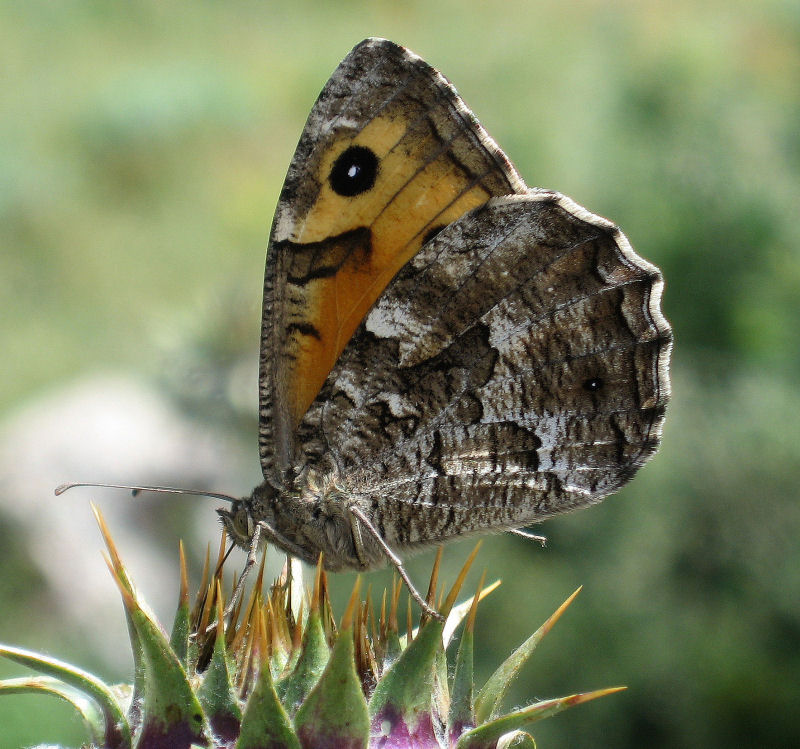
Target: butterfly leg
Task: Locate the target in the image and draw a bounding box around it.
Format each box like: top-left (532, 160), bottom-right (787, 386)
top-left (228, 518), bottom-right (311, 610)
top-left (253, 518), bottom-right (314, 560)
top-left (227, 521), bottom-right (266, 619)
top-left (348, 505), bottom-right (445, 622)
top-left (192, 522), bottom-right (265, 637)
top-left (508, 528), bottom-right (547, 546)
top-left (199, 520), bottom-right (310, 636)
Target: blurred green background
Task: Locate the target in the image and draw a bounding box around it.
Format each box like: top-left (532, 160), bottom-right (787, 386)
top-left (2, 1), bottom-right (799, 747)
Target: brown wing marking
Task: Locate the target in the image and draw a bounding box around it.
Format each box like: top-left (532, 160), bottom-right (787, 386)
top-left (279, 116), bottom-right (507, 430)
top-left (294, 192), bottom-right (671, 546)
top-left (259, 38), bottom-right (526, 479)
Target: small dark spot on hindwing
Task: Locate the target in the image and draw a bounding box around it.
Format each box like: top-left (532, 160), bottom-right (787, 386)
top-left (583, 377), bottom-right (604, 392)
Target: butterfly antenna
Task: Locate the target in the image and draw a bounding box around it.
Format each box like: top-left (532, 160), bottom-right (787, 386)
top-left (55, 482), bottom-right (238, 504)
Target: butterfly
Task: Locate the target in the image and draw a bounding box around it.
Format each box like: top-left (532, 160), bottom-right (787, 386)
top-left (212, 37), bottom-right (672, 610)
top-left (60, 38), bottom-right (672, 618)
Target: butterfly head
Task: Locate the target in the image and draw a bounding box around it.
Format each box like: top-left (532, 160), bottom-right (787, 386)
top-left (216, 500), bottom-right (256, 549)
top-left (216, 482), bottom-right (283, 550)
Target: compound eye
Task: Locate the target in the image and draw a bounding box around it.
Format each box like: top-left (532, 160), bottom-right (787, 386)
top-left (233, 507), bottom-right (253, 539)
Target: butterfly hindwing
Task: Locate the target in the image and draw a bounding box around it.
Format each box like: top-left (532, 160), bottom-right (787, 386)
top-left (296, 192), bottom-right (672, 548)
top-left (259, 38), bottom-right (527, 481)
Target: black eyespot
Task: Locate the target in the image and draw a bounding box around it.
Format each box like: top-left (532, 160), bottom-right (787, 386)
top-left (329, 145), bottom-right (378, 196)
top-left (422, 225), bottom-right (445, 246)
top-left (583, 377), bottom-right (604, 392)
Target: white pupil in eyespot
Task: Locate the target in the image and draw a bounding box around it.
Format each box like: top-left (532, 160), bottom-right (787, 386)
top-left (347, 165), bottom-right (359, 178)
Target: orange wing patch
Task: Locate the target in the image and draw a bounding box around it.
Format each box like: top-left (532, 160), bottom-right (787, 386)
top-left (258, 38), bottom-right (527, 480)
top-left (282, 113), bottom-right (500, 430)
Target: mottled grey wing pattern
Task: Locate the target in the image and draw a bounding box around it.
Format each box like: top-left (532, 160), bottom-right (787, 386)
top-left (297, 191), bottom-right (672, 549)
top-left (258, 38), bottom-right (526, 484)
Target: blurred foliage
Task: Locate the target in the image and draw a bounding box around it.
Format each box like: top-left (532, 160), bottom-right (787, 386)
top-left (1, 1), bottom-right (799, 747)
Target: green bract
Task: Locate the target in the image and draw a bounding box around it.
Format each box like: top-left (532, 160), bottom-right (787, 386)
top-left (0, 508), bottom-right (622, 748)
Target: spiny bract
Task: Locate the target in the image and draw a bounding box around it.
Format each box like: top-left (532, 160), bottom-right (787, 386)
top-left (0, 507), bottom-right (622, 748)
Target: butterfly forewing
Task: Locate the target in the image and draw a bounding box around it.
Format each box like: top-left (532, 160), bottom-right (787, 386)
top-left (259, 38), bottom-right (527, 481)
top-left (295, 192), bottom-right (671, 549)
